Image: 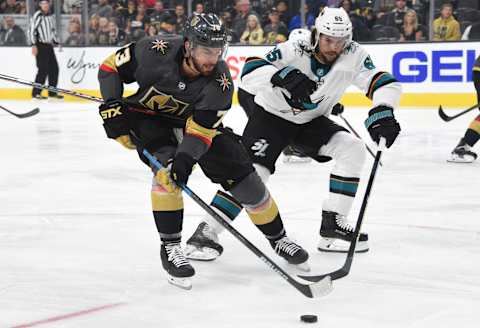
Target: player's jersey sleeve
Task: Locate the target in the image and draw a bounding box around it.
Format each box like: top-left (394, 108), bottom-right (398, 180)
top-left (99, 42), bottom-right (137, 83)
top-left (177, 61), bottom-right (233, 160)
top-left (98, 42), bottom-right (137, 100)
top-left (239, 41), bottom-right (298, 95)
top-left (351, 44), bottom-right (401, 109)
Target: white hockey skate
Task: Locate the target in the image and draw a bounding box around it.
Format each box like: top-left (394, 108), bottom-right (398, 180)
top-left (161, 242), bottom-right (195, 290)
top-left (185, 222), bottom-right (223, 261)
top-left (318, 211), bottom-right (369, 253)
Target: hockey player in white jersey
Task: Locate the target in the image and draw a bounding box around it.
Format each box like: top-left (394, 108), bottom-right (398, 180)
top-left (185, 8), bottom-right (401, 260)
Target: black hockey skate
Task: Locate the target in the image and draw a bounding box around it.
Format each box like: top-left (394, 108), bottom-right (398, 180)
top-left (270, 236), bottom-right (310, 272)
top-left (161, 241), bottom-right (195, 290)
top-left (448, 139), bottom-right (477, 163)
top-left (318, 210), bottom-right (369, 253)
top-left (185, 222), bottom-right (224, 261)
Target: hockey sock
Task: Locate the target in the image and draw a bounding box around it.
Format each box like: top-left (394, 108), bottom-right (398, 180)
top-left (323, 174), bottom-right (359, 216)
top-left (210, 190), bottom-right (243, 222)
top-left (152, 179), bottom-right (184, 241)
top-left (464, 116), bottom-right (480, 146)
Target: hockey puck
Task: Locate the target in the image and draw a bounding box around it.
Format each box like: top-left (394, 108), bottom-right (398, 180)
top-left (300, 314), bottom-right (318, 323)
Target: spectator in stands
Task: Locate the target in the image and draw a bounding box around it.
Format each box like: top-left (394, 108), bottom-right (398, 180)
top-left (63, 0), bottom-right (82, 14)
top-left (263, 7), bottom-right (288, 44)
top-left (2, 0), bottom-right (21, 14)
top-left (240, 14), bottom-right (264, 45)
top-left (385, 0), bottom-right (410, 32)
top-left (64, 16), bottom-right (84, 46)
top-left (106, 20), bottom-right (128, 45)
top-left (88, 14), bottom-right (100, 44)
top-left (462, 22), bottom-right (480, 40)
top-left (96, 16), bottom-right (111, 45)
top-left (288, 2), bottom-right (315, 32)
top-left (18, 0), bottom-right (26, 14)
top-left (149, 1), bottom-right (168, 32)
top-left (94, 0), bottom-right (114, 18)
top-left (275, 0), bottom-right (291, 28)
top-left (128, 3), bottom-right (150, 36)
top-left (232, 0), bottom-right (259, 41)
top-left (126, 0), bottom-right (138, 21)
top-left (340, 0), bottom-right (371, 41)
top-left (220, 10), bottom-right (239, 43)
top-left (173, 4), bottom-right (187, 35)
top-left (432, 2), bottom-right (461, 41)
top-left (1, 15), bottom-right (26, 45)
top-left (147, 24), bottom-right (158, 36)
top-left (138, 0), bottom-right (156, 9)
top-left (158, 14), bottom-right (176, 35)
top-left (399, 9), bottom-right (423, 41)
top-left (194, 2), bottom-right (204, 14)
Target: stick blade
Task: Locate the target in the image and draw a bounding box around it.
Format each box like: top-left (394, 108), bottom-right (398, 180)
top-left (308, 275), bottom-right (333, 298)
top-left (438, 105), bottom-right (452, 122)
top-left (15, 107), bottom-right (40, 118)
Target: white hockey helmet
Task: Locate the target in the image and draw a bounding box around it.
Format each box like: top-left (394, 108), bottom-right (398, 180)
top-left (312, 7), bottom-right (352, 48)
top-left (288, 28), bottom-right (313, 53)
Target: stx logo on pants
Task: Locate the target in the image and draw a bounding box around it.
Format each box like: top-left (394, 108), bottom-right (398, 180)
top-left (251, 139), bottom-right (269, 157)
top-left (100, 107), bottom-right (122, 119)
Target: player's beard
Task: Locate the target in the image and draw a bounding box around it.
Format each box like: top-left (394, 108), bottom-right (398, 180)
top-left (191, 56), bottom-right (216, 76)
top-left (316, 50), bottom-right (340, 65)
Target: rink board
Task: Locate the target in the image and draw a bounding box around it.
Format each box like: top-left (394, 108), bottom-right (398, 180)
top-left (0, 41), bottom-right (478, 107)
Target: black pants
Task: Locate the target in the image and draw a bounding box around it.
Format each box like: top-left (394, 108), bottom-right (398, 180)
top-left (32, 43), bottom-right (59, 97)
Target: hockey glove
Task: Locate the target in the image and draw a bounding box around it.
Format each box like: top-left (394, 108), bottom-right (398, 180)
top-left (271, 66), bottom-right (317, 109)
top-left (364, 105), bottom-right (401, 148)
top-left (331, 103), bottom-right (344, 116)
top-left (170, 152), bottom-right (197, 187)
top-left (99, 99), bottom-right (130, 140)
top-left (155, 160), bottom-right (180, 193)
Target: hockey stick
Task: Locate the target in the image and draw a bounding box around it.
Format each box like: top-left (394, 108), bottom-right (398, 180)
top-left (298, 137), bottom-right (386, 283)
top-left (142, 149), bottom-right (333, 298)
top-left (0, 104), bottom-right (39, 118)
top-left (438, 103), bottom-right (479, 122)
top-left (338, 113), bottom-right (382, 166)
top-left (0, 73), bottom-right (103, 103)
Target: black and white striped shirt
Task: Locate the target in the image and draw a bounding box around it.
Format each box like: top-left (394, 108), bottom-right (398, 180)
top-left (29, 10), bottom-right (58, 45)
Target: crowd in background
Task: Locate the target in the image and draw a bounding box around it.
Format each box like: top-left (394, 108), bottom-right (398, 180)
top-left (1, 0), bottom-right (480, 46)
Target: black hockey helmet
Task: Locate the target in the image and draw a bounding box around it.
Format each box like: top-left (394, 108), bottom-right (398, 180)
top-left (184, 13), bottom-right (228, 49)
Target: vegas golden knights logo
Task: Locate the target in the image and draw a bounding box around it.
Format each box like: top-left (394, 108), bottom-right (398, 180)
top-left (139, 86), bottom-right (189, 116)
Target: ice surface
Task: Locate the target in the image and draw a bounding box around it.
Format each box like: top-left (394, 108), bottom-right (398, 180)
top-left (1, 100), bottom-right (479, 328)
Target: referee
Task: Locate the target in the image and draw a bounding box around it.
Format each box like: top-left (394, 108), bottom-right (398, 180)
top-left (29, 0), bottom-right (62, 100)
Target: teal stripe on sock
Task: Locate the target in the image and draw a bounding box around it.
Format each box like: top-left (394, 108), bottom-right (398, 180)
top-left (212, 195), bottom-right (242, 219)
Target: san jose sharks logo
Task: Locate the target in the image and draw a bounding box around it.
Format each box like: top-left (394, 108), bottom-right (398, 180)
top-left (150, 39), bottom-right (168, 55)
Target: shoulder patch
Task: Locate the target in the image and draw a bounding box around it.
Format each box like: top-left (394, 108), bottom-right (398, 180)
top-left (363, 55), bottom-right (375, 70)
top-left (150, 39), bottom-right (169, 55)
top-left (216, 73), bottom-right (232, 92)
top-left (266, 47), bottom-right (282, 62)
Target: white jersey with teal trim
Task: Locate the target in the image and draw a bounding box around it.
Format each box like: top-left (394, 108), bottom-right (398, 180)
top-left (239, 40), bottom-right (401, 125)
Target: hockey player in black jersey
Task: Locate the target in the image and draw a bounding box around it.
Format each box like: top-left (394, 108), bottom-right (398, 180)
top-left (448, 54), bottom-right (480, 163)
top-left (97, 13), bottom-right (309, 290)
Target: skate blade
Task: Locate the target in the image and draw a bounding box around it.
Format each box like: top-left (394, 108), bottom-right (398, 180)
top-left (283, 156), bottom-right (312, 164)
top-left (288, 261), bottom-right (311, 273)
top-left (184, 245), bottom-right (220, 261)
top-left (447, 155), bottom-right (475, 163)
top-left (317, 238), bottom-right (369, 253)
top-left (166, 273), bottom-right (192, 290)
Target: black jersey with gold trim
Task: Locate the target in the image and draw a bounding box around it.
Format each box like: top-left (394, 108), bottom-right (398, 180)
top-left (113, 35), bottom-right (233, 128)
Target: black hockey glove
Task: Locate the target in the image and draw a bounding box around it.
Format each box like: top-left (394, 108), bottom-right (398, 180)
top-left (170, 152), bottom-right (197, 187)
top-left (331, 103), bottom-right (344, 116)
top-left (99, 99), bottom-right (130, 139)
top-left (364, 105), bottom-right (401, 148)
top-left (271, 66), bottom-right (317, 109)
